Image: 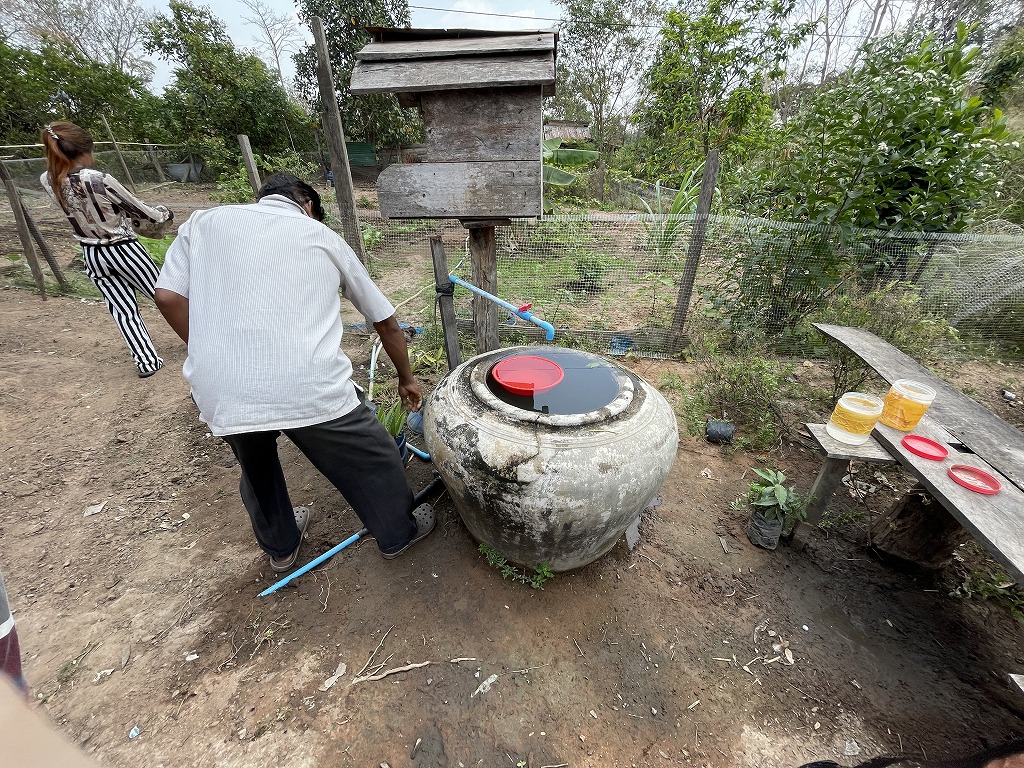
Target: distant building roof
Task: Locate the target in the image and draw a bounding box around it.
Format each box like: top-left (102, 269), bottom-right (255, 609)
top-left (544, 120), bottom-right (591, 143)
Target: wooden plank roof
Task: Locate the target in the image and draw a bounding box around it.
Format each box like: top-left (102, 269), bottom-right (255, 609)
top-left (357, 32), bottom-right (554, 61)
top-left (351, 28), bottom-right (557, 95)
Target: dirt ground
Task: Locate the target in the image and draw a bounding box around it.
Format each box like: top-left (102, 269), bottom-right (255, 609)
top-left (2, 183), bottom-right (1024, 768)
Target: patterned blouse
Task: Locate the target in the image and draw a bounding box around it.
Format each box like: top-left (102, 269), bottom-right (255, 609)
top-left (40, 168), bottom-right (171, 246)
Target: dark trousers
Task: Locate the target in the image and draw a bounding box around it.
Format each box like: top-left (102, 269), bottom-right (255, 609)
top-left (222, 403), bottom-right (417, 558)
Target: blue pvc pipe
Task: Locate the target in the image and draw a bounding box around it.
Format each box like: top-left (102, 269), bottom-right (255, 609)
top-left (449, 275), bottom-right (555, 341)
top-left (258, 527), bottom-right (369, 597)
top-left (408, 443), bottom-right (430, 461)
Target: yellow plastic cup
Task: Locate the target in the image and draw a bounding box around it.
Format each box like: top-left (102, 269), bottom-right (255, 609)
top-left (825, 392), bottom-right (884, 445)
top-left (879, 379), bottom-right (936, 431)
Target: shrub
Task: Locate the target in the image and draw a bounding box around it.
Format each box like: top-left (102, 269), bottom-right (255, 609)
top-left (678, 340), bottom-right (796, 450)
top-left (801, 283), bottom-right (960, 399)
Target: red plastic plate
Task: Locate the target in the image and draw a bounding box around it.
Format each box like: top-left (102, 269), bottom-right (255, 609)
top-left (492, 355), bottom-right (564, 396)
top-left (947, 464), bottom-right (1002, 495)
top-left (901, 434), bottom-right (948, 461)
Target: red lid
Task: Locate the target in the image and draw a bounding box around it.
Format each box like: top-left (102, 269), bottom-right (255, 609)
top-left (947, 464), bottom-right (1002, 495)
top-left (901, 434), bottom-right (948, 461)
top-left (492, 355), bottom-right (564, 395)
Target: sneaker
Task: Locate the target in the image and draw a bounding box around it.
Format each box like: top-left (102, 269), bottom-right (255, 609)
top-left (381, 504), bottom-right (435, 560)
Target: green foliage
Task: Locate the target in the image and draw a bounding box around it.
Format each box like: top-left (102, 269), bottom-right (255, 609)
top-left (750, 24), bottom-right (1007, 235)
top-left (376, 398), bottom-right (407, 438)
top-left (212, 151), bottom-right (321, 203)
top-left (0, 39), bottom-right (160, 145)
top-left (478, 544), bottom-right (555, 590)
top-left (360, 222), bottom-right (384, 252)
top-left (732, 468), bottom-right (806, 523)
top-left (144, 1), bottom-right (307, 169)
top-left (949, 542), bottom-right (1024, 624)
top-left (633, 0), bottom-right (809, 185)
top-left (137, 236), bottom-right (172, 267)
top-left (639, 163), bottom-right (720, 259)
top-left (550, 0), bottom-right (663, 156)
top-left (711, 26), bottom-right (1011, 340)
top-left (292, 0), bottom-right (421, 147)
top-left (978, 26), bottom-right (1024, 110)
top-left (801, 282), bottom-right (960, 399)
top-left (679, 342), bottom-right (795, 450)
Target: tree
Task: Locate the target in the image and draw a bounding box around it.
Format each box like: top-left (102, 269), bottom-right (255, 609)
top-left (632, 0), bottom-right (809, 185)
top-left (291, 0), bottom-right (421, 147)
top-left (145, 1), bottom-right (309, 168)
top-left (720, 23), bottom-right (1010, 335)
top-left (0, 0), bottom-right (155, 81)
top-left (0, 38), bottom-right (158, 145)
top-left (240, 0), bottom-right (305, 98)
top-left (550, 0), bottom-right (664, 196)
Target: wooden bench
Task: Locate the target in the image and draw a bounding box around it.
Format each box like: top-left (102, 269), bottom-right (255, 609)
top-left (812, 324), bottom-right (1024, 697)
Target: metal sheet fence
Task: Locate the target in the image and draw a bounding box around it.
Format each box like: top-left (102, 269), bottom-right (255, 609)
top-left (358, 212), bottom-right (1024, 358)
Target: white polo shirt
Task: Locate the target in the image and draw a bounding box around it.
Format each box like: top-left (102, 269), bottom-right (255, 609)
top-left (156, 195), bottom-right (395, 436)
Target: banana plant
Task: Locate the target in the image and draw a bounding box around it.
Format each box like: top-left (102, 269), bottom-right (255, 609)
top-left (542, 138), bottom-right (599, 185)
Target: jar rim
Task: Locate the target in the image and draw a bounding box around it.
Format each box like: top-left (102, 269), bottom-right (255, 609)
top-left (892, 379), bottom-right (937, 400)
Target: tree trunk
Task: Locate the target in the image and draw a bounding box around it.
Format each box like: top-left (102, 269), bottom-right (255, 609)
top-left (870, 484), bottom-right (970, 570)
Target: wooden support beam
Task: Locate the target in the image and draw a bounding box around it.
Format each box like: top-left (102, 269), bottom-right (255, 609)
top-left (312, 16), bottom-right (366, 264)
top-left (468, 225), bottom-right (499, 354)
top-left (21, 200), bottom-right (69, 291)
top-left (429, 235), bottom-right (462, 372)
top-left (0, 161), bottom-right (47, 299)
top-left (671, 149), bottom-right (719, 345)
top-left (100, 114), bottom-right (136, 193)
top-left (237, 134), bottom-right (261, 197)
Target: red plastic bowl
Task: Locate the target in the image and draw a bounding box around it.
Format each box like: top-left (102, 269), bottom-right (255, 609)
top-left (492, 355), bottom-right (564, 396)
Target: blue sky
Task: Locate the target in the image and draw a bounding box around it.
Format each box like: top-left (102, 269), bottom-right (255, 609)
top-left (146, 0), bottom-right (561, 92)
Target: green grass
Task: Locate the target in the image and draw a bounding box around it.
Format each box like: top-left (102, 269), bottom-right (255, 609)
top-left (138, 236), bottom-right (173, 267)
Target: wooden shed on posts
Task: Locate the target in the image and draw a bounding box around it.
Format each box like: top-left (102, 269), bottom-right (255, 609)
top-left (349, 28), bottom-right (557, 220)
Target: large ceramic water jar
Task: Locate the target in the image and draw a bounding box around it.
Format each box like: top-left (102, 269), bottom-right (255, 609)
top-left (423, 346), bottom-right (678, 571)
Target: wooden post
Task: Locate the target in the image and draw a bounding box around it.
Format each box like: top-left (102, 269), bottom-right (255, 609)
top-left (429, 235), bottom-right (462, 371)
top-left (467, 223), bottom-right (499, 353)
top-left (144, 139), bottom-right (166, 182)
top-left (311, 16), bottom-right (366, 264)
top-left (670, 149), bottom-right (720, 344)
top-left (0, 161), bottom-right (47, 299)
top-left (237, 134), bottom-right (262, 196)
top-left (100, 114), bottom-right (136, 193)
top-left (21, 200), bottom-right (70, 291)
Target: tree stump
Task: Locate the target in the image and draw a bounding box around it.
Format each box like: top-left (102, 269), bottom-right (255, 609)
top-left (870, 484), bottom-right (970, 570)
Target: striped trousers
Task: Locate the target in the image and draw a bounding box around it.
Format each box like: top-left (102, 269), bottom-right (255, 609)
top-left (82, 239), bottom-right (163, 375)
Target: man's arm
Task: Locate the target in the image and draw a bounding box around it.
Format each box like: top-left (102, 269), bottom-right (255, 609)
top-left (373, 316), bottom-right (422, 412)
top-left (155, 289), bottom-right (189, 343)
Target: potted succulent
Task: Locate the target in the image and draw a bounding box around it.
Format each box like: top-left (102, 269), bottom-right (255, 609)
top-left (736, 468), bottom-right (806, 550)
top-left (376, 398), bottom-right (409, 462)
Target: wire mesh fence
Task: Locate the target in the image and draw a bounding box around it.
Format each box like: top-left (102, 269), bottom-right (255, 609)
top-left (359, 212), bottom-right (1024, 358)
top-left (2, 148), bottom-right (193, 191)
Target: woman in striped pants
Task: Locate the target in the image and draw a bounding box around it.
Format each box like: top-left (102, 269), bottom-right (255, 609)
top-left (40, 121), bottom-right (173, 378)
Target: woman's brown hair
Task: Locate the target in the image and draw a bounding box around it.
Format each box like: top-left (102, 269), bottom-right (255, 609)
top-left (40, 122), bottom-right (93, 210)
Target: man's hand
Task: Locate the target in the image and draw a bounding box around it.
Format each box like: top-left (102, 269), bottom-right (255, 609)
top-left (373, 316), bottom-right (422, 412)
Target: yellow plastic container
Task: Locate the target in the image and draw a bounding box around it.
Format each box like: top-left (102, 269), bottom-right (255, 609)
top-left (825, 392), bottom-right (884, 445)
top-left (879, 379), bottom-right (936, 431)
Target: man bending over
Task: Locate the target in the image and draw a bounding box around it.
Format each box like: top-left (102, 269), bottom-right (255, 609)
top-left (155, 174), bottom-right (434, 571)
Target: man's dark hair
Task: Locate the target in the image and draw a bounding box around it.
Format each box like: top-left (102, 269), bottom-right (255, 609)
top-left (256, 173), bottom-right (325, 222)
